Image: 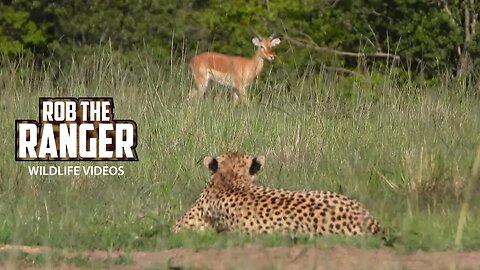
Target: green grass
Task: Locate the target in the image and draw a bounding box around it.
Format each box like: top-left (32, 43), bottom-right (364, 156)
top-left (0, 52), bottom-right (480, 253)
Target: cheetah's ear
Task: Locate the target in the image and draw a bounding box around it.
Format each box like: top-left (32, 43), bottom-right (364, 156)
top-left (249, 155), bottom-right (265, 175)
top-left (203, 156), bottom-right (218, 173)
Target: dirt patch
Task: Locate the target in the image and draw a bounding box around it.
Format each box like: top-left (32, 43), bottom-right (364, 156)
top-left (1, 244), bottom-right (480, 270)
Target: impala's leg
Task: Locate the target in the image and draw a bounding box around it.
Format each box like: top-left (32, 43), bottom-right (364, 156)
top-left (189, 67), bottom-right (209, 98)
top-left (233, 78), bottom-right (249, 106)
top-left (230, 88), bottom-right (240, 106)
top-left (237, 87), bottom-right (250, 106)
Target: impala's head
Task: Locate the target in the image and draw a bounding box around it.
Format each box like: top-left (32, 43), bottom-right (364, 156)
top-left (252, 34), bottom-right (281, 61)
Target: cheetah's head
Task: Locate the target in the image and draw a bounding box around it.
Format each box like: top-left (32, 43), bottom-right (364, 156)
top-left (203, 152), bottom-right (265, 187)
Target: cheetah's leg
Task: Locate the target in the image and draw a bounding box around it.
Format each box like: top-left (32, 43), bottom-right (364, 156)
top-left (173, 203), bottom-right (212, 233)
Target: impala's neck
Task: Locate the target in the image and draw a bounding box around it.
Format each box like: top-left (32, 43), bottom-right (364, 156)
top-left (251, 49), bottom-right (265, 77)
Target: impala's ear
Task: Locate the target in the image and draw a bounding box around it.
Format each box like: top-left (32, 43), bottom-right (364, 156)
top-left (252, 37), bottom-right (261, 47)
top-left (203, 156), bottom-right (218, 173)
top-left (271, 38), bottom-right (281, 47)
top-left (249, 155), bottom-right (265, 175)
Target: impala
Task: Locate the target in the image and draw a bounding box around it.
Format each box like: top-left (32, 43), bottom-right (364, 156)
top-left (189, 34), bottom-right (281, 105)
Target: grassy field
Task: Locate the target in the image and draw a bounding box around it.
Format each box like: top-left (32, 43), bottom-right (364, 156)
top-left (1, 51), bottom-right (480, 257)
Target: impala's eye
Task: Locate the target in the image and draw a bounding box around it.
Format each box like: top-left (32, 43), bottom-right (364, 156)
top-left (260, 45), bottom-right (265, 49)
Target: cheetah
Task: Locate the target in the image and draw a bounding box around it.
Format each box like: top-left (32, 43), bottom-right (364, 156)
top-left (173, 152), bottom-right (382, 236)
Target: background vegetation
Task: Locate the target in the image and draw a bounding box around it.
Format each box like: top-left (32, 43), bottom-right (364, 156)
top-left (1, 1), bottom-right (480, 267)
top-left (1, 51), bottom-right (480, 253)
top-left (1, 0), bottom-right (479, 77)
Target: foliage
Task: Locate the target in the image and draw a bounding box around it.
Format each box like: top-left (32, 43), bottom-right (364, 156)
top-left (0, 1), bottom-right (48, 56)
top-left (0, 0), bottom-right (478, 76)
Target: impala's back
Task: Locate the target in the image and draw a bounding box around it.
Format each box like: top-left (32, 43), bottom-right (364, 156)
top-left (190, 52), bottom-right (244, 87)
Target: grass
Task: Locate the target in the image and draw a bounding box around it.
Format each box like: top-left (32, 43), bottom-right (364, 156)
top-left (0, 51), bottom-right (480, 255)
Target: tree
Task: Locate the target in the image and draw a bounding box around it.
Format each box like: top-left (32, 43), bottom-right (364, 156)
top-left (0, 1), bottom-right (48, 56)
top-left (0, 0), bottom-right (478, 78)
top-left (438, 0), bottom-right (478, 77)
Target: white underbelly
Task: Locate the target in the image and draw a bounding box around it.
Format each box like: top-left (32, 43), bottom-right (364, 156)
top-left (208, 70), bottom-right (235, 87)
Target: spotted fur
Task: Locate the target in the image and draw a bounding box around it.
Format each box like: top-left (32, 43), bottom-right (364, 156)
top-left (173, 152), bottom-right (382, 236)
